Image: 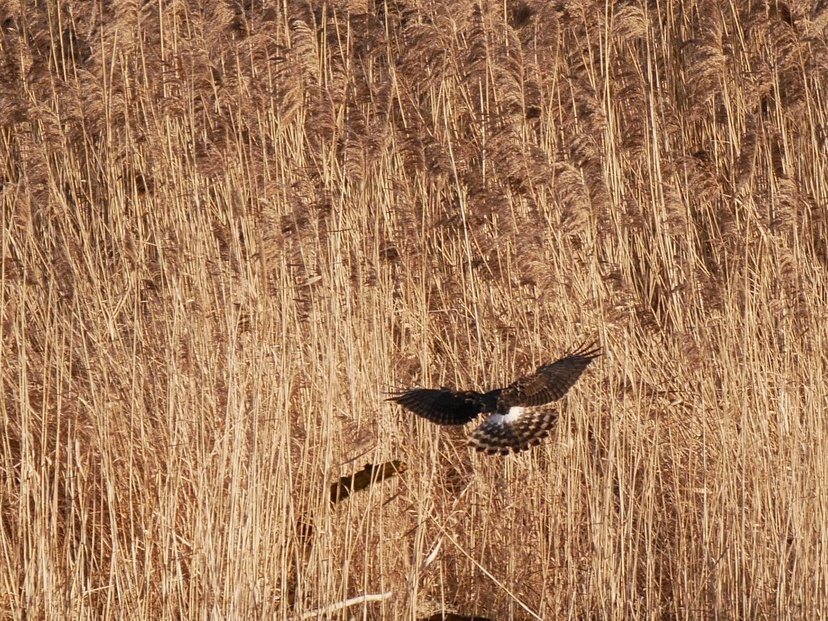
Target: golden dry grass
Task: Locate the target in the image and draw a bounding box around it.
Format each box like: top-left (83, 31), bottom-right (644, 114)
top-left (2, 0), bottom-right (827, 619)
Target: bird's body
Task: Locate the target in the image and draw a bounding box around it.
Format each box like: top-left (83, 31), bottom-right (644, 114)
top-left (389, 342), bottom-right (600, 455)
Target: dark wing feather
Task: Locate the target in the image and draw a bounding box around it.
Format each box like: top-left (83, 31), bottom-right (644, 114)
top-left (388, 388), bottom-right (497, 425)
top-left (498, 342), bottom-right (601, 408)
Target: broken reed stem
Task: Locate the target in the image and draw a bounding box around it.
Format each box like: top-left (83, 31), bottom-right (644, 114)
top-left (431, 516), bottom-right (544, 621)
top-left (299, 592), bottom-right (393, 619)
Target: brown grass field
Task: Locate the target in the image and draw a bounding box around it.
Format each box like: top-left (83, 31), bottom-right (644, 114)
top-left (2, 0), bottom-right (828, 619)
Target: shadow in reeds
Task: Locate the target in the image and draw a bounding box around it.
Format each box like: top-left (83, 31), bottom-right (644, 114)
top-left (330, 460), bottom-right (408, 504)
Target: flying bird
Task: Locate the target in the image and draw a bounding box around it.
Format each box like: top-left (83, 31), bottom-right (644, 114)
top-left (389, 342), bottom-right (600, 455)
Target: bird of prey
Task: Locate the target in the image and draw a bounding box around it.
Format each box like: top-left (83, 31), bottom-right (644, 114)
top-left (389, 343), bottom-right (600, 455)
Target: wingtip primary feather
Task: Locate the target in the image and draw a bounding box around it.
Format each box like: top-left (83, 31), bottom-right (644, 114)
top-left (567, 339), bottom-right (602, 360)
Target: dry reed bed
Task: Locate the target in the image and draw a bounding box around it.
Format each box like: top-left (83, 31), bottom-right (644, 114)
top-left (1, 0), bottom-right (827, 619)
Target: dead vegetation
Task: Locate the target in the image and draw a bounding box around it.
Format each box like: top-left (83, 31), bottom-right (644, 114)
top-left (1, 0), bottom-right (827, 618)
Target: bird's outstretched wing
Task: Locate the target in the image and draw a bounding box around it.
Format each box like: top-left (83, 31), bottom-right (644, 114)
top-left (498, 342), bottom-right (601, 408)
top-left (470, 406), bottom-right (558, 455)
top-left (387, 388), bottom-right (500, 425)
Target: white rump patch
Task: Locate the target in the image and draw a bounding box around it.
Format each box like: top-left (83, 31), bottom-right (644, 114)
top-left (499, 406), bottom-right (526, 424)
